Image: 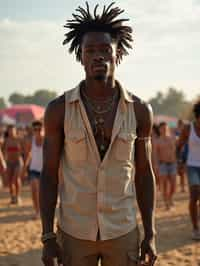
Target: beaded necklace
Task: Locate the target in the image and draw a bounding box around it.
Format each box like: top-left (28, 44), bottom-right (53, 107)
top-left (82, 88), bottom-right (118, 158)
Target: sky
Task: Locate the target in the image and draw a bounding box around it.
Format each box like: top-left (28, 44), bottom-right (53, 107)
top-left (0, 0), bottom-right (200, 102)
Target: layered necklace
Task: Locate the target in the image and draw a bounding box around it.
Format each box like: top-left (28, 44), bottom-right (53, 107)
top-left (81, 88), bottom-right (118, 159)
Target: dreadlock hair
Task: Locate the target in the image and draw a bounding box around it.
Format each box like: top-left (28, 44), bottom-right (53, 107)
top-left (63, 2), bottom-right (133, 64)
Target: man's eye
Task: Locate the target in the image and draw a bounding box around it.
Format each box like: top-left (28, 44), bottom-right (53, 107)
top-left (102, 48), bottom-right (112, 53)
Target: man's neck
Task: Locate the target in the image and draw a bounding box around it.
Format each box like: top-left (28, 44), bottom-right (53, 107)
top-left (83, 77), bottom-right (116, 100)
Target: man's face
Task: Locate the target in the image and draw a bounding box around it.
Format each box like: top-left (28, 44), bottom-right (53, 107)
top-left (81, 32), bottom-right (117, 81)
top-left (33, 126), bottom-right (42, 137)
top-left (159, 124), bottom-right (168, 136)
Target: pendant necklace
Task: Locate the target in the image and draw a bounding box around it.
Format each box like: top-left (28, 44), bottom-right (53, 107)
top-left (81, 88), bottom-right (118, 158)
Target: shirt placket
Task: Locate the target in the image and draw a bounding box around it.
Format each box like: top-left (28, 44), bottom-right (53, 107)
top-left (78, 94), bottom-right (126, 240)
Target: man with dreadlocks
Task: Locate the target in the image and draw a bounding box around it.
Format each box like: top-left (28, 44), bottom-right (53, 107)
top-left (40, 2), bottom-right (157, 266)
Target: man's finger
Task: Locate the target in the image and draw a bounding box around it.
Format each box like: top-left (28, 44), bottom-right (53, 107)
top-left (149, 255), bottom-right (157, 266)
top-left (140, 248), bottom-right (146, 261)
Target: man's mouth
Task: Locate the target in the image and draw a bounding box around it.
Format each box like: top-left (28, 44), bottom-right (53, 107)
top-left (92, 64), bottom-right (106, 72)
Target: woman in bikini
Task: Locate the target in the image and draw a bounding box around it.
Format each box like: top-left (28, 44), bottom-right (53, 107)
top-left (3, 125), bottom-right (24, 204)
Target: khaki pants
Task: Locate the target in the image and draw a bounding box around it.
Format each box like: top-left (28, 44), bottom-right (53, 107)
top-left (57, 227), bottom-right (140, 266)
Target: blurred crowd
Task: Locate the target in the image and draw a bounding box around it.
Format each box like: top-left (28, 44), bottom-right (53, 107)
top-left (0, 112), bottom-right (200, 239)
top-left (0, 121), bottom-right (43, 219)
top-left (0, 119), bottom-right (187, 212)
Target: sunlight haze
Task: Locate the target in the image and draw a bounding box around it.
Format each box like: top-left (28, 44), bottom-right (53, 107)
top-left (0, 0), bottom-right (199, 101)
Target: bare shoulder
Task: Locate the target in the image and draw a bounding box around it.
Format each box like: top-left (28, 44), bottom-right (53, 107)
top-left (45, 94), bottom-right (65, 131)
top-left (132, 94), bottom-right (153, 134)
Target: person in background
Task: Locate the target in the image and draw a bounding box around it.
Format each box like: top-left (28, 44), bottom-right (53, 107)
top-left (157, 122), bottom-right (177, 210)
top-left (17, 126), bottom-right (25, 140)
top-left (176, 119), bottom-right (187, 192)
top-left (178, 100), bottom-right (200, 240)
top-left (177, 140), bottom-right (188, 193)
top-left (24, 120), bottom-right (43, 219)
top-left (175, 119), bottom-right (184, 137)
top-left (152, 124), bottom-right (160, 191)
top-left (3, 125), bottom-right (24, 204)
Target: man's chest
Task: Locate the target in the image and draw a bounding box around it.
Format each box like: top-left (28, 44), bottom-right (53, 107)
top-left (83, 100), bottom-right (118, 159)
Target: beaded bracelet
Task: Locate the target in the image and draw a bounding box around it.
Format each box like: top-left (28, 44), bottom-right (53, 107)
top-left (137, 137), bottom-right (151, 141)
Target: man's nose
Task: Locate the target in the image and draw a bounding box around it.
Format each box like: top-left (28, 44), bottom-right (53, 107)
top-left (93, 53), bottom-right (104, 61)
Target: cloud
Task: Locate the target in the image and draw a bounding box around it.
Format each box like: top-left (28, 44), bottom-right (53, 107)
top-left (0, 0), bottom-right (200, 101)
top-left (0, 19), bottom-right (84, 98)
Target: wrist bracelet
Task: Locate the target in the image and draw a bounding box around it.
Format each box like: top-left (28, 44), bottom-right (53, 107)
top-left (41, 232), bottom-right (57, 243)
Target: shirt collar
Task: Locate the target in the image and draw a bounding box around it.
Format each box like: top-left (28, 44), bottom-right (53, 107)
top-left (116, 80), bottom-right (134, 103)
top-left (67, 80), bottom-right (134, 104)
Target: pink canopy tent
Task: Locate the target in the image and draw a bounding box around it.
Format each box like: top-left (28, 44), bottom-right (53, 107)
top-left (0, 104), bottom-right (45, 125)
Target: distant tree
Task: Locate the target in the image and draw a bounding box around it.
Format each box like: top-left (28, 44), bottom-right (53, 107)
top-left (148, 92), bottom-right (164, 115)
top-left (9, 89), bottom-right (57, 107)
top-left (149, 87), bottom-right (190, 117)
top-left (9, 93), bottom-right (25, 105)
top-left (0, 97), bottom-right (7, 109)
top-left (31, 90), bottom-right (57, 106)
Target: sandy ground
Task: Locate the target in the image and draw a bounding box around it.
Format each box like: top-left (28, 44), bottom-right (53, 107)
top-left (0, 185), bottom-right (199, 266)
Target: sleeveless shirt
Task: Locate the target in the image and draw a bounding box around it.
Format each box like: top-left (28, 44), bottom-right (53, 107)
top-left (58, 81), bottom-right (138, 241)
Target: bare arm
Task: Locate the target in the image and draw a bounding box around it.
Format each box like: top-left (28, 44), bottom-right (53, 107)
top-left (0, 148), bottom-right (6, 171)
top-left (40, 95), bottom-right (65, 236)
top-left (134, 100), bottom-right (156, 240)
top-left (23, 140), bottom-right (32, 170)
top-left (134, 99), bottom-right (157, 264)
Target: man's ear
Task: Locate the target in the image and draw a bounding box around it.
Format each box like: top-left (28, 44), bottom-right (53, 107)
top-left (116, 48), bottom-right (122, 65)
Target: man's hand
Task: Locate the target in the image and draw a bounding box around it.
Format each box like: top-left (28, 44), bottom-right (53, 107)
top-left (138, 238), bottom-right (157, 266)
top-left (42, 238), bottom-right (63, 266)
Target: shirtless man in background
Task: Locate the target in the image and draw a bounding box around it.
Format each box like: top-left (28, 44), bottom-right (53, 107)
top-left (175, 119), bottom-right (187, 193)
top-left (157, 122), bottom-right (177, 209)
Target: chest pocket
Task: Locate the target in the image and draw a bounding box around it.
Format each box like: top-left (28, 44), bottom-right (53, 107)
top-left (66, 129), bottom-right (87, 162)
top-left (115, 132), bottom-right (136, 161)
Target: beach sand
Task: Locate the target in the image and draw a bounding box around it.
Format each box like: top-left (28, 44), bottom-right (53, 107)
top-left (0, 185), bottom-right (199, 266)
